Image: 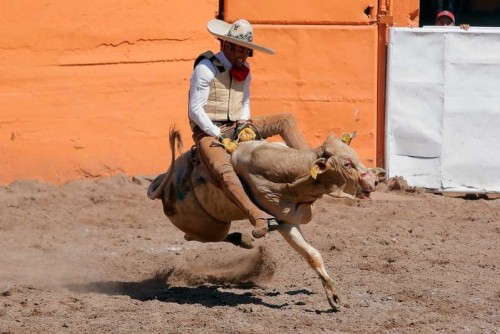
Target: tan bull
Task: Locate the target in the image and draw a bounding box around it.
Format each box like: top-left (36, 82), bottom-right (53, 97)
top-left (148, 127), bottom-right (376, 311)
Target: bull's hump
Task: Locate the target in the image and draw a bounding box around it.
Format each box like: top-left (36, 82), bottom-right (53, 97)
top-left (231, 141), bottom-right (268, 162)
top-left (232, 141), bottom-right (294, 165)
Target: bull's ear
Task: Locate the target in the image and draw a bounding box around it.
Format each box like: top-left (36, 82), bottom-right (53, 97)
top-left (310, 158), bottom-right (328, 179)
top-left (369, 167), bottom-right (387, 182)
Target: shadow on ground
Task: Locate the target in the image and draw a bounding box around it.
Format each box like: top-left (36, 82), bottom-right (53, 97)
top-left (66, 271), bottom-right (289, 309)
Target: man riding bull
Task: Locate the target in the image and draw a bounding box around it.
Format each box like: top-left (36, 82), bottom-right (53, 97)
top-left (188, 18), bottom-right (310, 239)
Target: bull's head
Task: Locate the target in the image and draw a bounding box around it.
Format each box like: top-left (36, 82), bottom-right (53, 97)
top-left (313, 134), bottom-right (380, 199)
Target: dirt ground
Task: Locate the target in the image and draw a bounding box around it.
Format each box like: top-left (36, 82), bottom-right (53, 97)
top-left (1, 175), bottom-right (499, 333)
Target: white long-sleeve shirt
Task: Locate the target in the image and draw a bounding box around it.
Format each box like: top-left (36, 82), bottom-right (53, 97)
top-left (188, 51), bottom-right (251, 138)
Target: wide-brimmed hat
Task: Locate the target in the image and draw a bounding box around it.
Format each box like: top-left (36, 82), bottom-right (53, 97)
top-left (207, 19), bottom-right (275, 55)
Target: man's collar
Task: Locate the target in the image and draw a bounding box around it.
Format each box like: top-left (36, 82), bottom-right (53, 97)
top-left (216, 51), bottom-right (233, 69)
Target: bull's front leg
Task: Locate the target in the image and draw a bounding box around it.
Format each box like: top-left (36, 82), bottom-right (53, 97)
top-left (278, 223), bottom-right (342, 311)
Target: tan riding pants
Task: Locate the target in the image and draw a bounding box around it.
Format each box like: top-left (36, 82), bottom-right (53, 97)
top-left (251, 113), bottom-right (310, 150)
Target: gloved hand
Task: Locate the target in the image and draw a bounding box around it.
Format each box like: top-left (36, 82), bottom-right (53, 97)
top-left (237, 128), bottom-right (257, 142)
top-left (218, 135), bottom-right (238, 154)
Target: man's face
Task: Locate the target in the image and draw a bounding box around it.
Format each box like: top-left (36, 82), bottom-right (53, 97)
top-left (437, 16), bottom-right (454, 26)
top-left (223, 42), bottom-right (251, 68)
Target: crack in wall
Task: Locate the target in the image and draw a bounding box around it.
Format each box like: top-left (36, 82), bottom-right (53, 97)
top-left (0, 119), bottom-right (19, 124)
top-left (77, 165), bottom-right (125, 178)
top-left (57, 58), bottom-right (193, 67)
top-left (98, 37), bottom-right (190, 48)
top-left (77, 169), bottom-right (102, 178)
top-left (253, 97), bottom-right (374, 103)
top-left (1, 37), bottom-right (191, 53)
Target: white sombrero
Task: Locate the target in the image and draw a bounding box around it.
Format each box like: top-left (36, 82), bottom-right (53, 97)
top-left (207, 19), bottom-right (275, 55)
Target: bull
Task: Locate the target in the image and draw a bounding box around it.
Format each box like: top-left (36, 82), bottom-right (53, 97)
top-left (147, 127), bottom-right (378, 310)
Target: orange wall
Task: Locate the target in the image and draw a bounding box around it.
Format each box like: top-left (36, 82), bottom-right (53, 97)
top-left (0, 0), bottom-right (219, 184)
top-left (392, 0), bottom-right (420, 27)
top-left (227, 0), bottom-right (379, 166)
top-left (0, 0), bottom-right (419, 185)
top-left (225, 0), bottom-right (377, 24)
top-left (249, 25), bottom-right (378, 165)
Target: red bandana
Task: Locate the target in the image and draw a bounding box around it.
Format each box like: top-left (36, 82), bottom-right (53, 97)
top-left (230, 66), bottom-right (250, 81)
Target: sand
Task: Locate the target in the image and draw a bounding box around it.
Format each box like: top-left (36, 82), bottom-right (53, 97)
top-left (1, 175), bottom-right (499, 333)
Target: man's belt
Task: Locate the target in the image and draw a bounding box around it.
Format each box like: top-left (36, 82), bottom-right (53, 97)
top-left (213, 121), bottom-right (235, 127)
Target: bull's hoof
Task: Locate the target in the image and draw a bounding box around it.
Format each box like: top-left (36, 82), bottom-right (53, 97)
top-left (252, 226), bottom-right (269, 239)
top-left (238, 233), bottom-right (255, 249)
top-left (252, 218), bottom-right (279, 238)
top-left (225, 232), bottom-right (254, 249)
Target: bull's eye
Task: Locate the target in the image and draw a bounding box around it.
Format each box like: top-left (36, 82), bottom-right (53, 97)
top-left (343, 160), bottom-right (353, 168)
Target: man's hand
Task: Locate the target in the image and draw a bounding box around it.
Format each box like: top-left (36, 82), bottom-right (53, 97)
top-left (220, 137), bottom-right (238, 154)
top-left (238, 128), bottom-right (257, 142)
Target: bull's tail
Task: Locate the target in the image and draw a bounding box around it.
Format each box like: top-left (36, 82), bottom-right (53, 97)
top-left (147, 126), bottom-right (183, 200)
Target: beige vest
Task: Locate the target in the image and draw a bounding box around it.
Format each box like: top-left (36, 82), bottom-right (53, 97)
top-left (191, 51), bottom-right (246, 127)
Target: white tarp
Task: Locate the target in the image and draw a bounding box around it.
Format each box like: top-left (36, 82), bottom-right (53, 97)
top-left (385, 26), bottom-right (500, 193)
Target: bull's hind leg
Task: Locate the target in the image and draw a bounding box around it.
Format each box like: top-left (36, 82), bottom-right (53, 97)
top-left (183, 232), bottom-right (254, 249)
top-left (278, 223), bottom-right (342, 311)
top-left (224, 232), bottom-right (254, 249)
